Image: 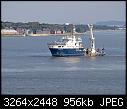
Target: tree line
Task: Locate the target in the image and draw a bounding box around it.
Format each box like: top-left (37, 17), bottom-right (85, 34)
top-left (1, 21), bottom-right (118, 33)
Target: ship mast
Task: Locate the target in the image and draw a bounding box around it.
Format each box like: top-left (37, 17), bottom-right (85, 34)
top-left (88, 24), bottom-right (96, 54)
top-left (71, 24), bottom-right (76, 40)
top-left (71, 24), bottom-right (75, 34)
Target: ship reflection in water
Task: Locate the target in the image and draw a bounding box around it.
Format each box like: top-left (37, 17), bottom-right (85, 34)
top-left (51, 56), bottom-right (81, 64)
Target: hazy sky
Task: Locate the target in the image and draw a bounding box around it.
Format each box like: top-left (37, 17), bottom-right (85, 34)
top-left (1, 1), bottom-right (125, 24)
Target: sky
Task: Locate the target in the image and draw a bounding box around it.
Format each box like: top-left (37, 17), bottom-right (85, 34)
top-left (1, 1), bottom-right (126, 24)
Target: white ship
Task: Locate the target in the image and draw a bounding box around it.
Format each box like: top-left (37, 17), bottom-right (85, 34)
top-left (47, 24), bottom-right (106, 57)
top-left (48, 25), bottom-right (85, 56)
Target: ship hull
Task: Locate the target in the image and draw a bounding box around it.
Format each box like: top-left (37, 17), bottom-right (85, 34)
top-left (49, 48), bottom-right (85, 56)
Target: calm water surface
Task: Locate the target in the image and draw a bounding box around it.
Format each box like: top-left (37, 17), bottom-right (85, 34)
top-left (2, 30), bottom-right (126, 95)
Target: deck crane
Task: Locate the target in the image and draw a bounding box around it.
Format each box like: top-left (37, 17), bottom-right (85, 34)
top-left (88, 24), bottom-right (96, 54)
top-left (86, 24), bottom-right (106, 56)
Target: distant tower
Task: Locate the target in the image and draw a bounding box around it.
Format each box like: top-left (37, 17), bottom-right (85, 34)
top-left (88, 24), bottom-right (96, 54)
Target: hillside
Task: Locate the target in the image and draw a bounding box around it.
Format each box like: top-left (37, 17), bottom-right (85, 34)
top-left (96, 20), bottom-right (125, 26)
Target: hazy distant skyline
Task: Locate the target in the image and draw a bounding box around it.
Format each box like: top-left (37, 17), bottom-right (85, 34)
top-left (2, 1), bottom-right (125, 24)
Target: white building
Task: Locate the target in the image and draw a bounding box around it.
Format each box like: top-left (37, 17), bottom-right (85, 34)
top-left (1, 28), bottom-right (19, 35)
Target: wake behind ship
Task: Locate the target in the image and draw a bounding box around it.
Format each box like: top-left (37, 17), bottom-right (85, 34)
top-left (47, 26), bottom-right (85, 56)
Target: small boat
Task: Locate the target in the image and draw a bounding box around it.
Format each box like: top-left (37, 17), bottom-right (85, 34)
top-left (96, 48), bottom-right (106, 56)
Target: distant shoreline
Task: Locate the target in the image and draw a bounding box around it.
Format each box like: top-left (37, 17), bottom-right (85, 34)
top-left (1, 33), bottom-right (85, 37)
top-left (1, 29), bottom-right (125, 37)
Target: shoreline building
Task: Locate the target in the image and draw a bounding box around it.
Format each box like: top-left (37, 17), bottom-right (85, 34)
top-left (1, 28), bottom-right (19, 35)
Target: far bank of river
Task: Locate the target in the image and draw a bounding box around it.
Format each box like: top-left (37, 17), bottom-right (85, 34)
top-left (1, 33), bottom-right (85, 37)
top-left (1, 29), bottom-right (125, 37)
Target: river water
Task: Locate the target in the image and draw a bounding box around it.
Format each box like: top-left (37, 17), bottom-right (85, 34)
top-left (2, 30), bottom-right (126, 95)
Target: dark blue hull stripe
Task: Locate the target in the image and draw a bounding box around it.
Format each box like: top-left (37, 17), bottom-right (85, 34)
top-left (49, 48), bottom-right (85, 56)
